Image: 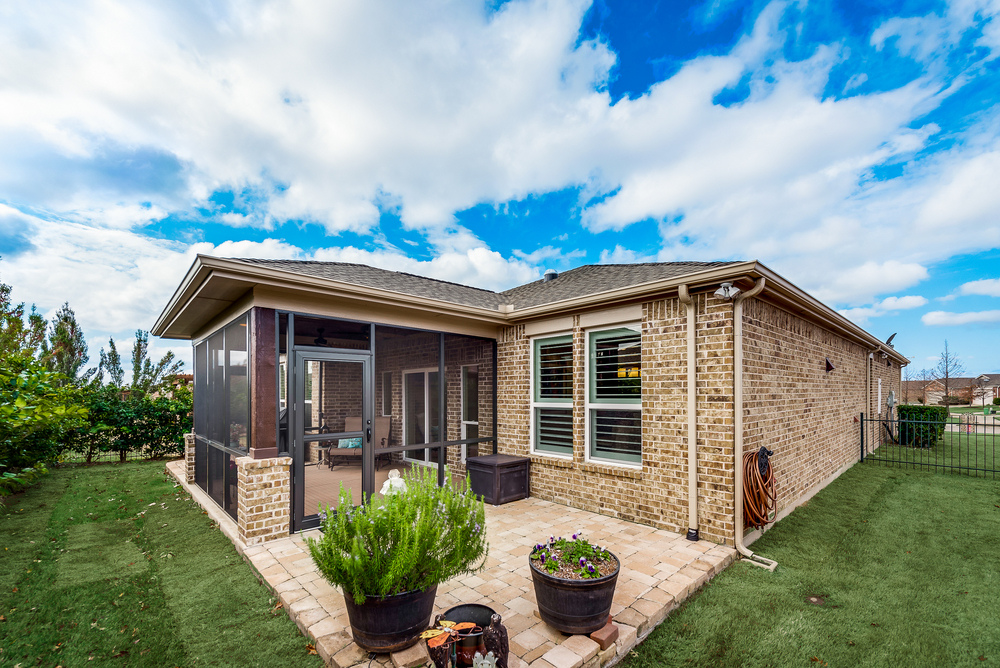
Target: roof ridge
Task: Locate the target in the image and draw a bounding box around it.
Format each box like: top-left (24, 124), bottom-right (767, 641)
top-left (228, 258), bottom-right (504, 296)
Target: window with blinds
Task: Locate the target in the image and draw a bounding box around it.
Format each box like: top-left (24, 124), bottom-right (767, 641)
top-left (532, 335), bottom-right (574, 456)
top-left (587, 326), bottom-right (641, 464)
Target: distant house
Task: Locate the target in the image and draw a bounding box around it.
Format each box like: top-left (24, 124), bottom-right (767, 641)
top-left (910, 376), bottom-right (995, 405)
top-left (153, 256), bottom-right (905, 547)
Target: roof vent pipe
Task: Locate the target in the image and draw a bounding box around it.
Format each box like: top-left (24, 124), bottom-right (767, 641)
top-left (543, 269), bottom-right (558, 282)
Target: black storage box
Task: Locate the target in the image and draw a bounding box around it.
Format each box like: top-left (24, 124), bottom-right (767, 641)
top-left (466, 454), bottom-right (530, 505)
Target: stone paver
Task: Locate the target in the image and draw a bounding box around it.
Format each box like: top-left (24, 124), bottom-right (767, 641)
top-left (166, 460), bottom-right (736, 668)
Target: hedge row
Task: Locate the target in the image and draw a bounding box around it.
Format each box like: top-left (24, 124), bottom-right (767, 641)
top-left (897, 404), bottom-right (948, 448)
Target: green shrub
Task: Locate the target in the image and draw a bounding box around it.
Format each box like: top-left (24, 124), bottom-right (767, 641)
top-left (941, 395), bottom-right (966, 406)
top-left (993, 398), bottom-right (1000, 406)
top-left (897, 405), bottom-right (948, 448)
top-left (68, 384), bottom-right (192, 462)
top-left (0, 464), bottom-right (48, 500)
top-left (306, 467), bottom-right (487, 604)
top-left (0, 355), bottom-right (88, 470)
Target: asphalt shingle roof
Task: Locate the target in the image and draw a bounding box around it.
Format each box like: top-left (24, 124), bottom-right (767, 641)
top-left (231, 258), bottom-right (742, 312)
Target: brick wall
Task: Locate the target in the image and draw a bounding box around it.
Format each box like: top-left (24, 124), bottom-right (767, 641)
top-left (237, 456), bottom-right (291, 545)
top-left (497, 293), bottom-right (900, 546)
top-left (741, 298), bottom-right (900, 517)
top-left (498, 294), bottom-right (737, 545)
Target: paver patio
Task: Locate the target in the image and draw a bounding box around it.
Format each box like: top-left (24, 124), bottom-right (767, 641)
top-left (166, 460), bottom-right (736, 668)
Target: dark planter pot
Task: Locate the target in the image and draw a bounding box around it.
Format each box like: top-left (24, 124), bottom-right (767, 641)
top-left (343, 586), bottom-right (438, 653)
top-left (442, 604), bottom-right (497, 668)
top-left (529, 553), bottom-right (619, 635)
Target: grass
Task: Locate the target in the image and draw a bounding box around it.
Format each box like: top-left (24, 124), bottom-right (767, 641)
top-left (0, 460), bottom-right (325, 668)
top-left (621, 464), bottom-right (1000, 668)
top-left (868, 430), bottom-right (999, 477)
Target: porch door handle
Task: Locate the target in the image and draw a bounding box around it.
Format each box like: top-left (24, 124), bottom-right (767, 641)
top-left (366, 427), bottom-right (371, 443)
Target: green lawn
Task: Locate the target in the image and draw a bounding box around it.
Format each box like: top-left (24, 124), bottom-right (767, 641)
top-left (868, 431), bottom-right (999, 477)
top-left (0, 461), bottom-right (325, 668)
top-left (622, 464), bottom-right (1000, 668)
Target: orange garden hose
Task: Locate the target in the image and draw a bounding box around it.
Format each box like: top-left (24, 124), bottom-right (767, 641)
top-left (742, 447), bottom-right (776, 530)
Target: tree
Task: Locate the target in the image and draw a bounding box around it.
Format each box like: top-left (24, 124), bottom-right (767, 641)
top-left (98, 337), bottom-right (124, 387)
top-left (902, 366), bottom-right (914, 403)
top-left (0, 355), bottom-right (88, 470)
top-left (933, 340), bottom-right (965, 402)
top-left (130, 330), bottom-right (184, 395)
top-left (0, 274), bottom-right (46, 357)
top-left (41, 302), bottom-right (93, 385)
top-left (973, 375), bottom-right (991, 406)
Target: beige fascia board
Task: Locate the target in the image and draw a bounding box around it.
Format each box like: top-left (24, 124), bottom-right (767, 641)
top-left (151, 255), bottom-right (218, 336)
top-left (154, 256), bottom-right (508, 340)
top-left (506, 261), bottom-right (761, 321)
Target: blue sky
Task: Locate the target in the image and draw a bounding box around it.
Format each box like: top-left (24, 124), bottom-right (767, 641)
top-left (1, 0), bottom-right (999, 377)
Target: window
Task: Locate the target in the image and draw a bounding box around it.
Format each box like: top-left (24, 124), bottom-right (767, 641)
top-left (587, 326), bottom-right (641, 465)
top-left (532, 335), bottom-right (573, 456)
top-left (382, 371), bottom-right (392, 416)
top-left (461, 365), bottom-right (479, 461)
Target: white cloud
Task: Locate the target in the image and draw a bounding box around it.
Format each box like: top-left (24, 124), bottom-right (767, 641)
top-left (922, 310), bottom-right (1000, 326)
top-left (599, 245), bottom-right (657, 264)
top-left (958, 277), bottom-right (1000, 297)
top-left (838, 293), bottom-right (928, 324)
top-left (311, 245), bottom-right (537, 293)
top-left (512, 245), bottom-right (585, 264)
top-left (0, 0), bottom-right (999, 319)
top-left (878, 295), bottom-right (928, 310)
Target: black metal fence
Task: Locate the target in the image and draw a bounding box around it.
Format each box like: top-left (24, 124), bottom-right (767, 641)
top-left (861, 411), bottom-right (999, 478)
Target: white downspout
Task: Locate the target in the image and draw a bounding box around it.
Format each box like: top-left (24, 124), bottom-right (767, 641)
top-left (732, 278), bottom-right (777, 571)
top-left (678, 284), bottom-right (699, 540)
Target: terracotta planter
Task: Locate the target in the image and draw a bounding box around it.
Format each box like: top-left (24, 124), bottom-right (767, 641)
top-left (343, 586), bottom-right (438, 653)
top-left (529, 553), bottom-right (619, 634)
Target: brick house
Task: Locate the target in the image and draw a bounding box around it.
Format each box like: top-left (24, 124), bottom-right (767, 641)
top-left (153, 256), bottom-right (905, 550)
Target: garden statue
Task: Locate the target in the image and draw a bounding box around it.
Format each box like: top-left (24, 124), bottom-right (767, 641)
top-left (483, 614), bottom-right (508, 668)
top-left (472, 652), bottom-right (497, 668)
top-left (380, 468), bottom-right (407, 496)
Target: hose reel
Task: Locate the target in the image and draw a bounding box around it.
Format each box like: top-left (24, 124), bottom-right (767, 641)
top-left (743, 446), bottom-right (776, 530)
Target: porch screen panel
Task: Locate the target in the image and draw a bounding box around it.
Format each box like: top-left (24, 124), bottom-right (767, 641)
top-left (376, 326), bottom-right (440, 468)
top-left (225, 316), bottom-right (249, 451)
top-left (194, 341), bottom-right (208, 437)
top-left (444, 334), bottom-right (496, 463)
top-left (533, 335), bottom-right (573, 456)
top-left (207, 330), bottom-right (225, 444)
top-left (588, 327), bottom-right (641, 464)
top-left (225, 454), bottom-right (238, 519)
top-left (207, 445), bottom-right (225, 507)
top-left (278, 313), bottom-right (289, 454)
top-left (303, 359), bottom-right (364, 513)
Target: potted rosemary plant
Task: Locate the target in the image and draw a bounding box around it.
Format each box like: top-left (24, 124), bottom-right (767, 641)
top-left (529, 534), bottom-right (619, 634)
top-left (307, 467), bottom-right (488, 653)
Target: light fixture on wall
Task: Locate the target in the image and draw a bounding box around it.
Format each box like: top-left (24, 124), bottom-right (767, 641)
top-left (825, 357), bottom-right (835, 373)
top-left (714, 282), bottom-right (741, 301)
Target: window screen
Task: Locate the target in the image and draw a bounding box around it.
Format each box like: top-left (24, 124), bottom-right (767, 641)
top-left (588, 327), bottom-right (641, 464)
top-left (533, 335), bottom-right (573, 456)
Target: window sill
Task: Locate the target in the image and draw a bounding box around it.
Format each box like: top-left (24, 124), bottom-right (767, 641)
top-left (529, 454), bottom-right (574, 469)
top-left (580, 461), bottom-right (643, 479)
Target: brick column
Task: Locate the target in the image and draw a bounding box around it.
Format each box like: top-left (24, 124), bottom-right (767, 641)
top-left (236, 456), bottom-right (292, 545)
top-left (184, 433), bottom-right (196, 483)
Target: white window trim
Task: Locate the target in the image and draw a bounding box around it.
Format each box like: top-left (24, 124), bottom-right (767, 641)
top-left (381, 370), bottom-right (392, 417)
top-left (529, 332), bottom-right (575, 460)
top-left (402, 367), bottom-right (443, 467)
top-left (460, 364), bottom-right (478, 464)
top-left (584, 323), bottom-right (643, 469)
